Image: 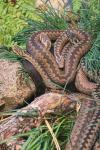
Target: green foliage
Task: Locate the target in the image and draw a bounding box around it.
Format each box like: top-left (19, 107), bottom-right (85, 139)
top-left (72, 0), bottom-right (82, 12)
top-left (21, 111), bottom-right (76, 150)
top-left (0, 45), bottom-right (21, 61)
top-left (12, 6), bottom-right (68, 45)
top-left (78, 0), bottom-right (100, 72)
top-left (82, 32), bottom-right (100, 73)
top-left (78, 0), bottom-right (100, 36)
top-left (0, 0), bottom-right (37, 46)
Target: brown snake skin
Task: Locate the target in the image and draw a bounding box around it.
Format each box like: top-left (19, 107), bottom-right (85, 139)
top-left (12, 28), bottom-right (100, 150)
top-left (75, 67), bottom-right (97, 95)
top-left (21, 29), bottom-right (92, 88)
top-left (65, 87), bottom-right (100, 150)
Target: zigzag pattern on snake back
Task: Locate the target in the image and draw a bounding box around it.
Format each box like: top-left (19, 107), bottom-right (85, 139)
top-left (53, 28), bottom-right (99, 95)
top-left (54, 29), bottom-right (100, 149)
top-left (24, 29), bottom-right (92, 89)
top-left (12, 28), bottom-right (100, 150)
top-left (65, 84), bottom-right (100, 150)
top-left (75, 67), bottom-right (97, 95)
top-left (54, 28), bottom-right (91, 68)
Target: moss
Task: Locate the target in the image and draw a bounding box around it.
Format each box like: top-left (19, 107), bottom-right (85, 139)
top-left (0, 0), bottom-right (37, 46)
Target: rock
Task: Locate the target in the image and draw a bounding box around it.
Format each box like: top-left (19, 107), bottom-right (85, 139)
top-left (0, 59), bottom-right (36, 110)
top-left (36, 0), bottom-right (72, 11)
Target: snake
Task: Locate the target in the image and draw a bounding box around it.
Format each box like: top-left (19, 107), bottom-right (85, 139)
top-left (12, 28), bottom-right (100, 150)
top-left (65, 85), bottom-right (100, 150)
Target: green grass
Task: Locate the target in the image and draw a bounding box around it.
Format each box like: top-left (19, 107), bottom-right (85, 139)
top-left (81, 32), bottom-right (100, 74)
top-left (21, 114), bottom-right (75, 150)
top-left (0, 45), bottom-right (21, 61)
top-left (0, 111), bottom-right (76, 149)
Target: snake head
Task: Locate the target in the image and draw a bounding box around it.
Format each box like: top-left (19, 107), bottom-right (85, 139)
top-left (40, 33), bottom-right (51, 49)
top-left (66, 29), bottom-right (79, 44)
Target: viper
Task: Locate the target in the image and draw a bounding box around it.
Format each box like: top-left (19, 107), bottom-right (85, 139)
top-left (12, 28), bottom-right (100, 150)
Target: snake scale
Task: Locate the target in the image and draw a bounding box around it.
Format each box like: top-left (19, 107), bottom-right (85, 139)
top-left (12, 28), bottom-right (100, 150)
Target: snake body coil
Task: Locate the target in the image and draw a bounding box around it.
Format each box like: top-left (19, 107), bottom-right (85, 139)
top-left (66, 98), bottom-right (100, 150)
top-left (12, 28), bottom-right (100, 150)
top-left (26, 29), bottom-right (93, 88)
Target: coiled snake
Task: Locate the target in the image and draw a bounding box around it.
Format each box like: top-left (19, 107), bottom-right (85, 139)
top-left (12, 28), bottom-right (100, 150)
